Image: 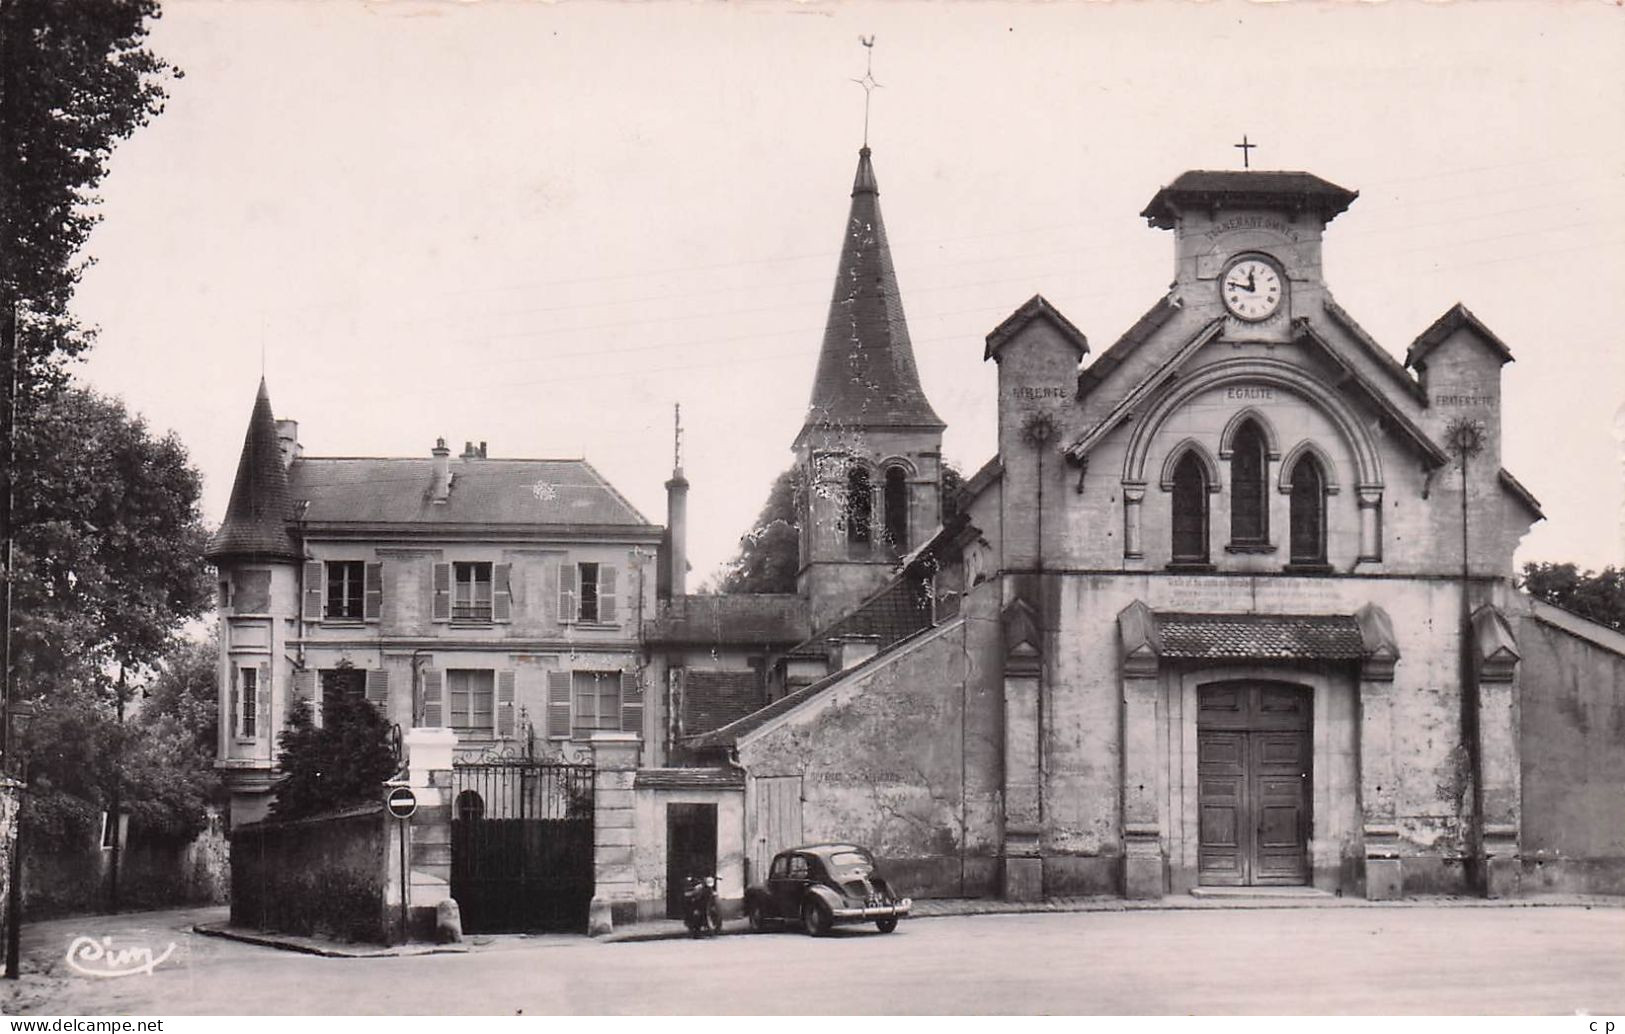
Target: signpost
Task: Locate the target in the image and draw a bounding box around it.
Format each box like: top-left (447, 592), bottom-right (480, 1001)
top-left (385, 785), bottom-right (417, 942)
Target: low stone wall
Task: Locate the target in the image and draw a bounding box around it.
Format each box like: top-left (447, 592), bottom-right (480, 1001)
top-left (230, 804), bottom-right (394, 943)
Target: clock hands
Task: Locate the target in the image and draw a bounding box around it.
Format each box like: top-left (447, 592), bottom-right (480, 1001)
top-left (1226, 271), bottom-right (1257, 294)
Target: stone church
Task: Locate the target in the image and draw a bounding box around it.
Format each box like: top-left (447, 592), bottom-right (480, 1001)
top-left (680, 156), bottom-right (1625, 903)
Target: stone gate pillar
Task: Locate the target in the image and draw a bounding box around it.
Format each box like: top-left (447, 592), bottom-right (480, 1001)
top-left (1117, 601), bottom-right (1164, 900)
top-left (403, 727), bottom-right (456, 940)
top-left (588, 731), bottom-right (641, 934)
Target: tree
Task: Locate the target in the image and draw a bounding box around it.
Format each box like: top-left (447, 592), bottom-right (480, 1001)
top-left (1520, 562), bottom-right (1625, 634)
top-left (711, 461), bottom-right (966, 595)
top-left (140, 625), bottom-right (219, 758)
top-left (270, 695), bottom-right (401, 822)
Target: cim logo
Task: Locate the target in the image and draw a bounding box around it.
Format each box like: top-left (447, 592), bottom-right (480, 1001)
top-left (65, 935), bottom-right (177, 978)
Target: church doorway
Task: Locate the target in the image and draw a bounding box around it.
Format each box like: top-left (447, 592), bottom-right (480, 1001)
top-left (1196, 681), bottom-right (1312, 886)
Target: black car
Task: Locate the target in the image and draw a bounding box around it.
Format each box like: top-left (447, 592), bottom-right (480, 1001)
top-left (744, 843), bottom-right (911, 936)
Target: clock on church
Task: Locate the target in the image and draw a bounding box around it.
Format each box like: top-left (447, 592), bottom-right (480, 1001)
top-left (1221, 256), bottom-right (1283, 322)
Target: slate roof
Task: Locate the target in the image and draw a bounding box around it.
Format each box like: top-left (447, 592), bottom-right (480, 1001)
top-left (644, 594), bottom-right (810, 646)
top-left (800, 147), bottom-right (944, 439)
top-left (1156, 612), bottom-right (1367, 660)
top-left (1141, 170), bottom-right (1359, 230)
top-left (287, 456), bottom-right (654, 530)
top-left (680, 670), bottom-right (766, 737)
top-left (984, 294), bottom-right (1089, 362)
top-left (206, 379), bottom-right (301, 563)
top-left (1074, 294), bottom-right (1182, 400)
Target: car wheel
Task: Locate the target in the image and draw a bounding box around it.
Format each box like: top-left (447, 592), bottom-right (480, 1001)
top-left (802, 899), bottom-right (833, 937)
top-left (747, 902), bottom-right (768, 933)
top-left (875, 916), bottom-right (898, 934)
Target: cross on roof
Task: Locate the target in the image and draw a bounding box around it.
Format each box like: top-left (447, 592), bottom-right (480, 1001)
top-left (1235, 135), bottom-right (1258, 169)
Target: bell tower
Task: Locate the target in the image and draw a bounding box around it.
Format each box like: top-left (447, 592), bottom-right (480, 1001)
top-left (794, 146), bottom-right (945, 633)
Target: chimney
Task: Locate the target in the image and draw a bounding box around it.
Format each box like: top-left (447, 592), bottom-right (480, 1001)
top-left (461, 440), bottom-right (478, 460)
top-left (274, 419), bottom-right (301, 469)
top-left (665, 403), bottom-right (689, 597)
top-left (431, 438), bottom-right (451, 503)
top-left (478, 440), bottom-right (487, 459)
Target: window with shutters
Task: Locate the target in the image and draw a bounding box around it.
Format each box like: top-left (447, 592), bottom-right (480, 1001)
top-left (453, 562), bottom-right (493, 623)
top-left (578, 562), bottom-right (600, 623)
top-left (321, 667), bottom-right (366, 711)
top-left (448, 669), bottom-right (495, 733)
top-left (571, 670), bottom-right (621, 735)
top-left (237, 667), bottom-right (258, 739)
top-left (324, 561), bottom-right (365, 619)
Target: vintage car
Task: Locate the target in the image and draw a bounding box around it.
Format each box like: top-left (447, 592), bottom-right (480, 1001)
top-left (744, 843), bottom-right (912, 935)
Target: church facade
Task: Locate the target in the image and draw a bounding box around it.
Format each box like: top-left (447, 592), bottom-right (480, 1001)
top-left (690, 165), bottom-right (1625, 903)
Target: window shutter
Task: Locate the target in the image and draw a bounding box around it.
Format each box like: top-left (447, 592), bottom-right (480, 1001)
top-left (497, 670), bottom-right (517, 738)
top-left (291, 669), bottom-right (316, 707)
top-left (364, 562), bottom-right (384, 621)
top-left (229, 666), bottom-right (240, 739)
top-left (619, 669), bottom-right (643, 736)
top-left (432, 562), bottom-right (451, 622)
top-left (365, 668), bottom-right (390, 710)
top-left (599, 566), bottom-right (618, 624)
top-left (421, 668), bottom-right (444, 728)
top-left (303, 562), bottom-right (324, 620)
top-left (558, 563), bottom-right (578, 624)
top-left (257, 661), bottom-right (272, 737)
top-left (546, 671), bottom-right (572, 739)
top-left (493, 563), bottom-right (513, 623)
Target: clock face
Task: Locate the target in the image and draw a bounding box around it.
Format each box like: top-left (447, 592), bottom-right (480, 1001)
top-left (1221, 258), bottom-right (1284, 321)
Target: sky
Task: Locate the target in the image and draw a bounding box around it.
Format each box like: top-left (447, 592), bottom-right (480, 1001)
top-left (68, 0), bottom-right (1625, 585)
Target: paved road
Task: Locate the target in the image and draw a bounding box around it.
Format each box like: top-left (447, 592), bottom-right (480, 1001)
top-left (3, 903), bottom-right (1622, 1015)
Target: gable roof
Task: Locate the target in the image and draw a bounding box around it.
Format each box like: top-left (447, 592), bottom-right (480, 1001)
top-left (800, 146), bottom-right (944, 440)
top-left (984, 294), bottom-right (1089, 362)
top-left (1498, 468), bottom-right (1544, 519)
top-left (1142, 170), bottom-right (1359, 230)
top-left (1074, 294), bottom-right (1183, 401)
top-left (1320, 296), bottom-right (1428, 406)
top-left (1066, 317), bottom-right (1225, 459)
top-left (206, 379), bottom-right (301, 563)
top-left (1405, 302), bottom-right (1515, 369)
top-left (288, 456), bottom-right (654, 531)
top-left (1292, 320), bottom-right (1450, 468)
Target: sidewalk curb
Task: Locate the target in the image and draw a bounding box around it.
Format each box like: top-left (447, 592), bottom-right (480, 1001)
top-left (192, 922), bottom-right (471, 958)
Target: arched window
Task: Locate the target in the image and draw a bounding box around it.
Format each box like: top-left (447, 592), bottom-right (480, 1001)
top-left (1171, 452), bottom-right (1210, 564)
top-left (455, 790), bottom-right (485, 823)
top-left (846, 465), bottom-right (872, 544)
top-left (1288, 453), bottom-right (1327, 565)
top-left (1230, 420), bottom-right (1269, 546)
top-left (883, 466), bottom-right (909, 550)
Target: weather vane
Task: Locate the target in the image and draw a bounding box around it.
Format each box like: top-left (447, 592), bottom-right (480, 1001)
top-left (852, 35), bottom-right (881, 148)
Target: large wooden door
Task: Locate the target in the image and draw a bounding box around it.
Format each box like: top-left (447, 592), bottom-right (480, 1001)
top-left (1197, 682), bottom-right (1311, 886)
top-left (751, 775), bottom-right (802, 886)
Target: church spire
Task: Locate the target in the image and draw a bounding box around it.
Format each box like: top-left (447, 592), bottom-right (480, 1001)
top-left (205, 379), bottom-right (301, 564)
top-left (799, 146), bottom-right (944, 442)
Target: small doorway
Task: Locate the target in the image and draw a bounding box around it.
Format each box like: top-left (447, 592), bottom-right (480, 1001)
top-left (1197, 681), bottom-right (1311, 886)
top-left (665, 803), bottom-right (718, 918)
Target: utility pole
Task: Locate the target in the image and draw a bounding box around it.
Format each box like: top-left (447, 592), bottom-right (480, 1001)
top-left (108, 668), bottom-right (125, 913)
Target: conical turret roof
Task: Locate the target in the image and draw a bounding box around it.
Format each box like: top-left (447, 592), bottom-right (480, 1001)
top-left (800, 147), bottom-right (944, 440)
top-left (205, 379), bottom-right (301, 563)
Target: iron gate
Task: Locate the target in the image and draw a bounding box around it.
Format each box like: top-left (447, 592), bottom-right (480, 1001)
top-left (450, 756), bottom-right (595, 933)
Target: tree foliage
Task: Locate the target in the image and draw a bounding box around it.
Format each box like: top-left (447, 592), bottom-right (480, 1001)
top-left (270, 695), bottom-right (401, 822)
top-left (1520, 562), bottom-right (1625, 634)
top-left (1, 0), bottom-right (178, 385)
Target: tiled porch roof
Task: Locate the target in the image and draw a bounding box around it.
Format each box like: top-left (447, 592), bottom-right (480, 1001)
top-left (1156, 612), bottom-right (1366, 660)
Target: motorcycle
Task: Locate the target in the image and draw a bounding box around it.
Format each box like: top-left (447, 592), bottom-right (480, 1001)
top-left (682, 875), bottom-right (722, 938)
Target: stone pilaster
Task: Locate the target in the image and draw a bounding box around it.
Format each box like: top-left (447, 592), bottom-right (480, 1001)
top-left (1356, 488), bottom-right (1383, 564)
top-left (1355, 602), bottom-right (1402, 899)
top-left (1000, 597), bottom-right (1043, 900)
top-left (1471, 604), bottom-right (1522, 898)
top-left (1122, 482), bottom-right (1146, 559)
top-left (403, 728), bottom-right (457, 937)
top-left (588, 731), bottom-right (641, 934)
top-left (1117, 601), bottom-right (1164, 899)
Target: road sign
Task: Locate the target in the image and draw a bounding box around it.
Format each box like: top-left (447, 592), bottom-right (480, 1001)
top-left (385, 785), bottom-right (418, 820)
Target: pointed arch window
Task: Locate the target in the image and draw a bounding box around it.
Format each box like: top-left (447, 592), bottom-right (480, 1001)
top-left (846, 465), bottom-right (872, 544)
top-left (1229, 420), bottom-right (1270, 546)
top-left (1170, 452), bottom-right (1210, 564)
top-left (1288, 453), bottom-right (1328, 566)
top-left (883, 466), bottom-right (909, 550)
